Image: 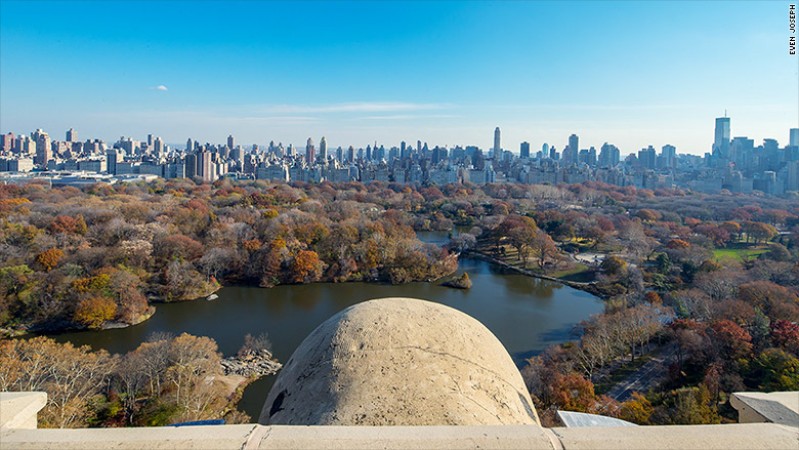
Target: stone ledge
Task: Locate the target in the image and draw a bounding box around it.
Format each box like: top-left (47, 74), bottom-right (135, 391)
top-left (730, 391), bottom-right (799, 425)
top-left (550, 423), bottom-right (799, 450)
top-left (0, 392), bottom-right (46, 430)
top-left (2, 423), bottom-right (798, 450)
top-left (1, 424), bottom-right (258, 450)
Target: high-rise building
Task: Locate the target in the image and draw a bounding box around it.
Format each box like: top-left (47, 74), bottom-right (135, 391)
top-left (520, 141), bottom-right (530, 159)
top-left (1, 132), bottom-right (13, 152)
top-left (661, 144), bottom-right (677, 169)
top-left (713, 117), bottom-right (731, 158)
top-left (638, 145), bottom-right (657, 169)
top-left (587, 146), bottom-right (597, 166)
top-left (790, 128), bottom-right (799, 147)
top-left (198, 149), bottom-right (212, 181)
top-left (493, 127), bottom-right (501, 159)
top-left (147, 134), bottom-right (154, 148)
top-left (185, 152), bottom-right (198, 179)
top-left (306, 138), bottom-right (315, 164)
top-left (319, 136), bottom-right (327, 162)
top-left (32, 129), bottom-right (50, 167)
top-left (106, 149), bottom-right (122, 175)
top-left (227, 135), bottom-right (235, 149)
top-left (598, 143), bottom-right (620, 168)
top-left (568, 134), bottom-right (579, 159)
top-left (66, 128), bottom-right (77, 142)
top-left (153, 137), bottom-right (164, 157)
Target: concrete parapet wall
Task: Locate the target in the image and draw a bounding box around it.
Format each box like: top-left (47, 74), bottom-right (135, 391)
top-left (3, 423), bottom-right (798, 450)
top-left (0, 392), bottom-right (46, 430)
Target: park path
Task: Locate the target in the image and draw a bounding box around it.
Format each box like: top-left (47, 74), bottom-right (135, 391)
top-left (605, 343), bottom-right (677, 402)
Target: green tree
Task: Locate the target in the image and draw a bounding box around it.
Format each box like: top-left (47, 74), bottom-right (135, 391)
top-left (751, 348), bottom-right (799, 391)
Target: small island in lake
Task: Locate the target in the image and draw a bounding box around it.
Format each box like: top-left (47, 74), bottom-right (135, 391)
top-left (442, 272), bottom-right (472, 290)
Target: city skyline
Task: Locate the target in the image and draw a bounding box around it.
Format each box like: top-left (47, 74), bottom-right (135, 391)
top-left (3, 117), bottom-right (798, 158)
top-left (1, 1), bottom-right (797, 153)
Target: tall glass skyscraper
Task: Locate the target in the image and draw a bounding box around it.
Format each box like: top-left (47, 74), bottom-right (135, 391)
top-left (714, 117), bottom-right (731, 158)
top-left (493, 127), bottom-right (501, 159)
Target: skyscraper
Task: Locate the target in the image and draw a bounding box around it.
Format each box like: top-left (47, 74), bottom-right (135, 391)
top-left (493, 127), bottom-right (501, 158)
top-left (713, 117), bottom-right (731, 158)
top-left (638, 145), bottom-right (657, 169)
top-left (227, 135), bottom-right (235, 150)
top-left (154, 137), bottom-right (164, 157)
top-left (319, 136), bottom-right (327, 162)
top-left (198, 148), bottom-right (212, 181)
top-left (106, 149), bottom-right (122, 175)
top-left (66, 128), bottom-right (77, 142)
top-left (568, 134), bottom-right (579, 156)
top-left (306, 138), bottom-right (315, 164)
top-left (32, 129), bottom-right (50, 167)
top-left (598, 143), bottom-right (620, 168)
top-left (520, 141), bottom-right (530, 159)
top-left (1, 132), bottom-right (13, 152)
top-left (790, 128), bottom-right (799, 147)
top-left (185, 152), bottom-right (198, 179)
top-left (661, 144), bottom-right (677, 169)
top-left (186, 138), bottom-right (194, 152)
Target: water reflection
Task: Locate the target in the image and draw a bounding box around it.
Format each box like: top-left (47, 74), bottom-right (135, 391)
top-left (49, 254), bottom-right (603, 421)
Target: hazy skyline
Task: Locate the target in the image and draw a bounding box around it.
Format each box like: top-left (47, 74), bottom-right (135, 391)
top-left (1, 1), bottom-right (796, 154)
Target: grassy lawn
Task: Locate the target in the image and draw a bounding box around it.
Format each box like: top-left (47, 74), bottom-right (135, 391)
top-left (550, 263), bottom-right (594, 282)
top-left (712, 246), bottom-right (768, 263)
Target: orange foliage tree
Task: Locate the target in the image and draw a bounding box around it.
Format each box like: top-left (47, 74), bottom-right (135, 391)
top-left (35, 248), bottom-right (64, 271)
top-left (74, 297), bottom-right (117, 329)
top-left (290, 250), bottom-right (324, 283)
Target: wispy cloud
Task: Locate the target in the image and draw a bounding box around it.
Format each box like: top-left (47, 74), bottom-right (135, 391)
top-left (358, 114), bottom-right (459, 121)
top-left (257, 102), bottom-right (451, 114)
top-left (152, 85), bottom-right (168, 91)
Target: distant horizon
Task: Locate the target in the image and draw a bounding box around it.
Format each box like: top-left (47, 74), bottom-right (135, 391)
top-left (1, 1), bottom-right (796, 155)
top-left (2, 115), bottom-right (796, 158)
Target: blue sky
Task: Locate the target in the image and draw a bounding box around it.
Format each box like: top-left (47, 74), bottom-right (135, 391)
top-left (1, 0), bottom-right (796, 154)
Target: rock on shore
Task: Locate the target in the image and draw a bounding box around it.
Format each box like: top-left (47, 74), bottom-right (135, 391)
top-left (442, 272), bottom-right (472, 289)
top-left (221, 349), bottom-right (282, 377)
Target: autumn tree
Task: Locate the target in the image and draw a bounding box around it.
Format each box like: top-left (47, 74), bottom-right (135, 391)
top-left (771, 320), bottom-right (799, 355)
top-left (529, 229), bottom-right (558, 269)
top-left (0, 337), bottom-right (114, 428)
top-left (662, 385), bottom-right (720, 425)
top-left (709, 319), bottom-right (753, 362)
top-left (750, 348), bottom-right (799, 391)
top-left (289, 250), bottom-right (324, 283)
top-left (742, 221), bottom-right (778, 244)
top-left (618, 392), bottom-right (654, 425)
top-left (35, 248), bottom-right (64, 271)
top-left (600, 256), bottom-right (627, 277)
top-left (74, 296), bottom-right (117, 329)
top-left (738, 281), bottom-right (799, 322)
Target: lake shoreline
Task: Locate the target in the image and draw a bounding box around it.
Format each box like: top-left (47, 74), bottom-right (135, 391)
top-left (463, 250), bottom-right (609, 299)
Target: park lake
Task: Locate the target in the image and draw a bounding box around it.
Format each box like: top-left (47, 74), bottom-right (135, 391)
top-left (51, 232), bottom-right (604, 419)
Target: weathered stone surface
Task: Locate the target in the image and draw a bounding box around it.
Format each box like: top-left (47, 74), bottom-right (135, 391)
top-left (221, 349), bottom-right (282, 377)
top-left (260, 297), bottom-right (539, 426)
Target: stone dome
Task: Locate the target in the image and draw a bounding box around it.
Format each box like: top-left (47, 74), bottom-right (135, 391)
top-left (259, 297), bottom-right (539, 426)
